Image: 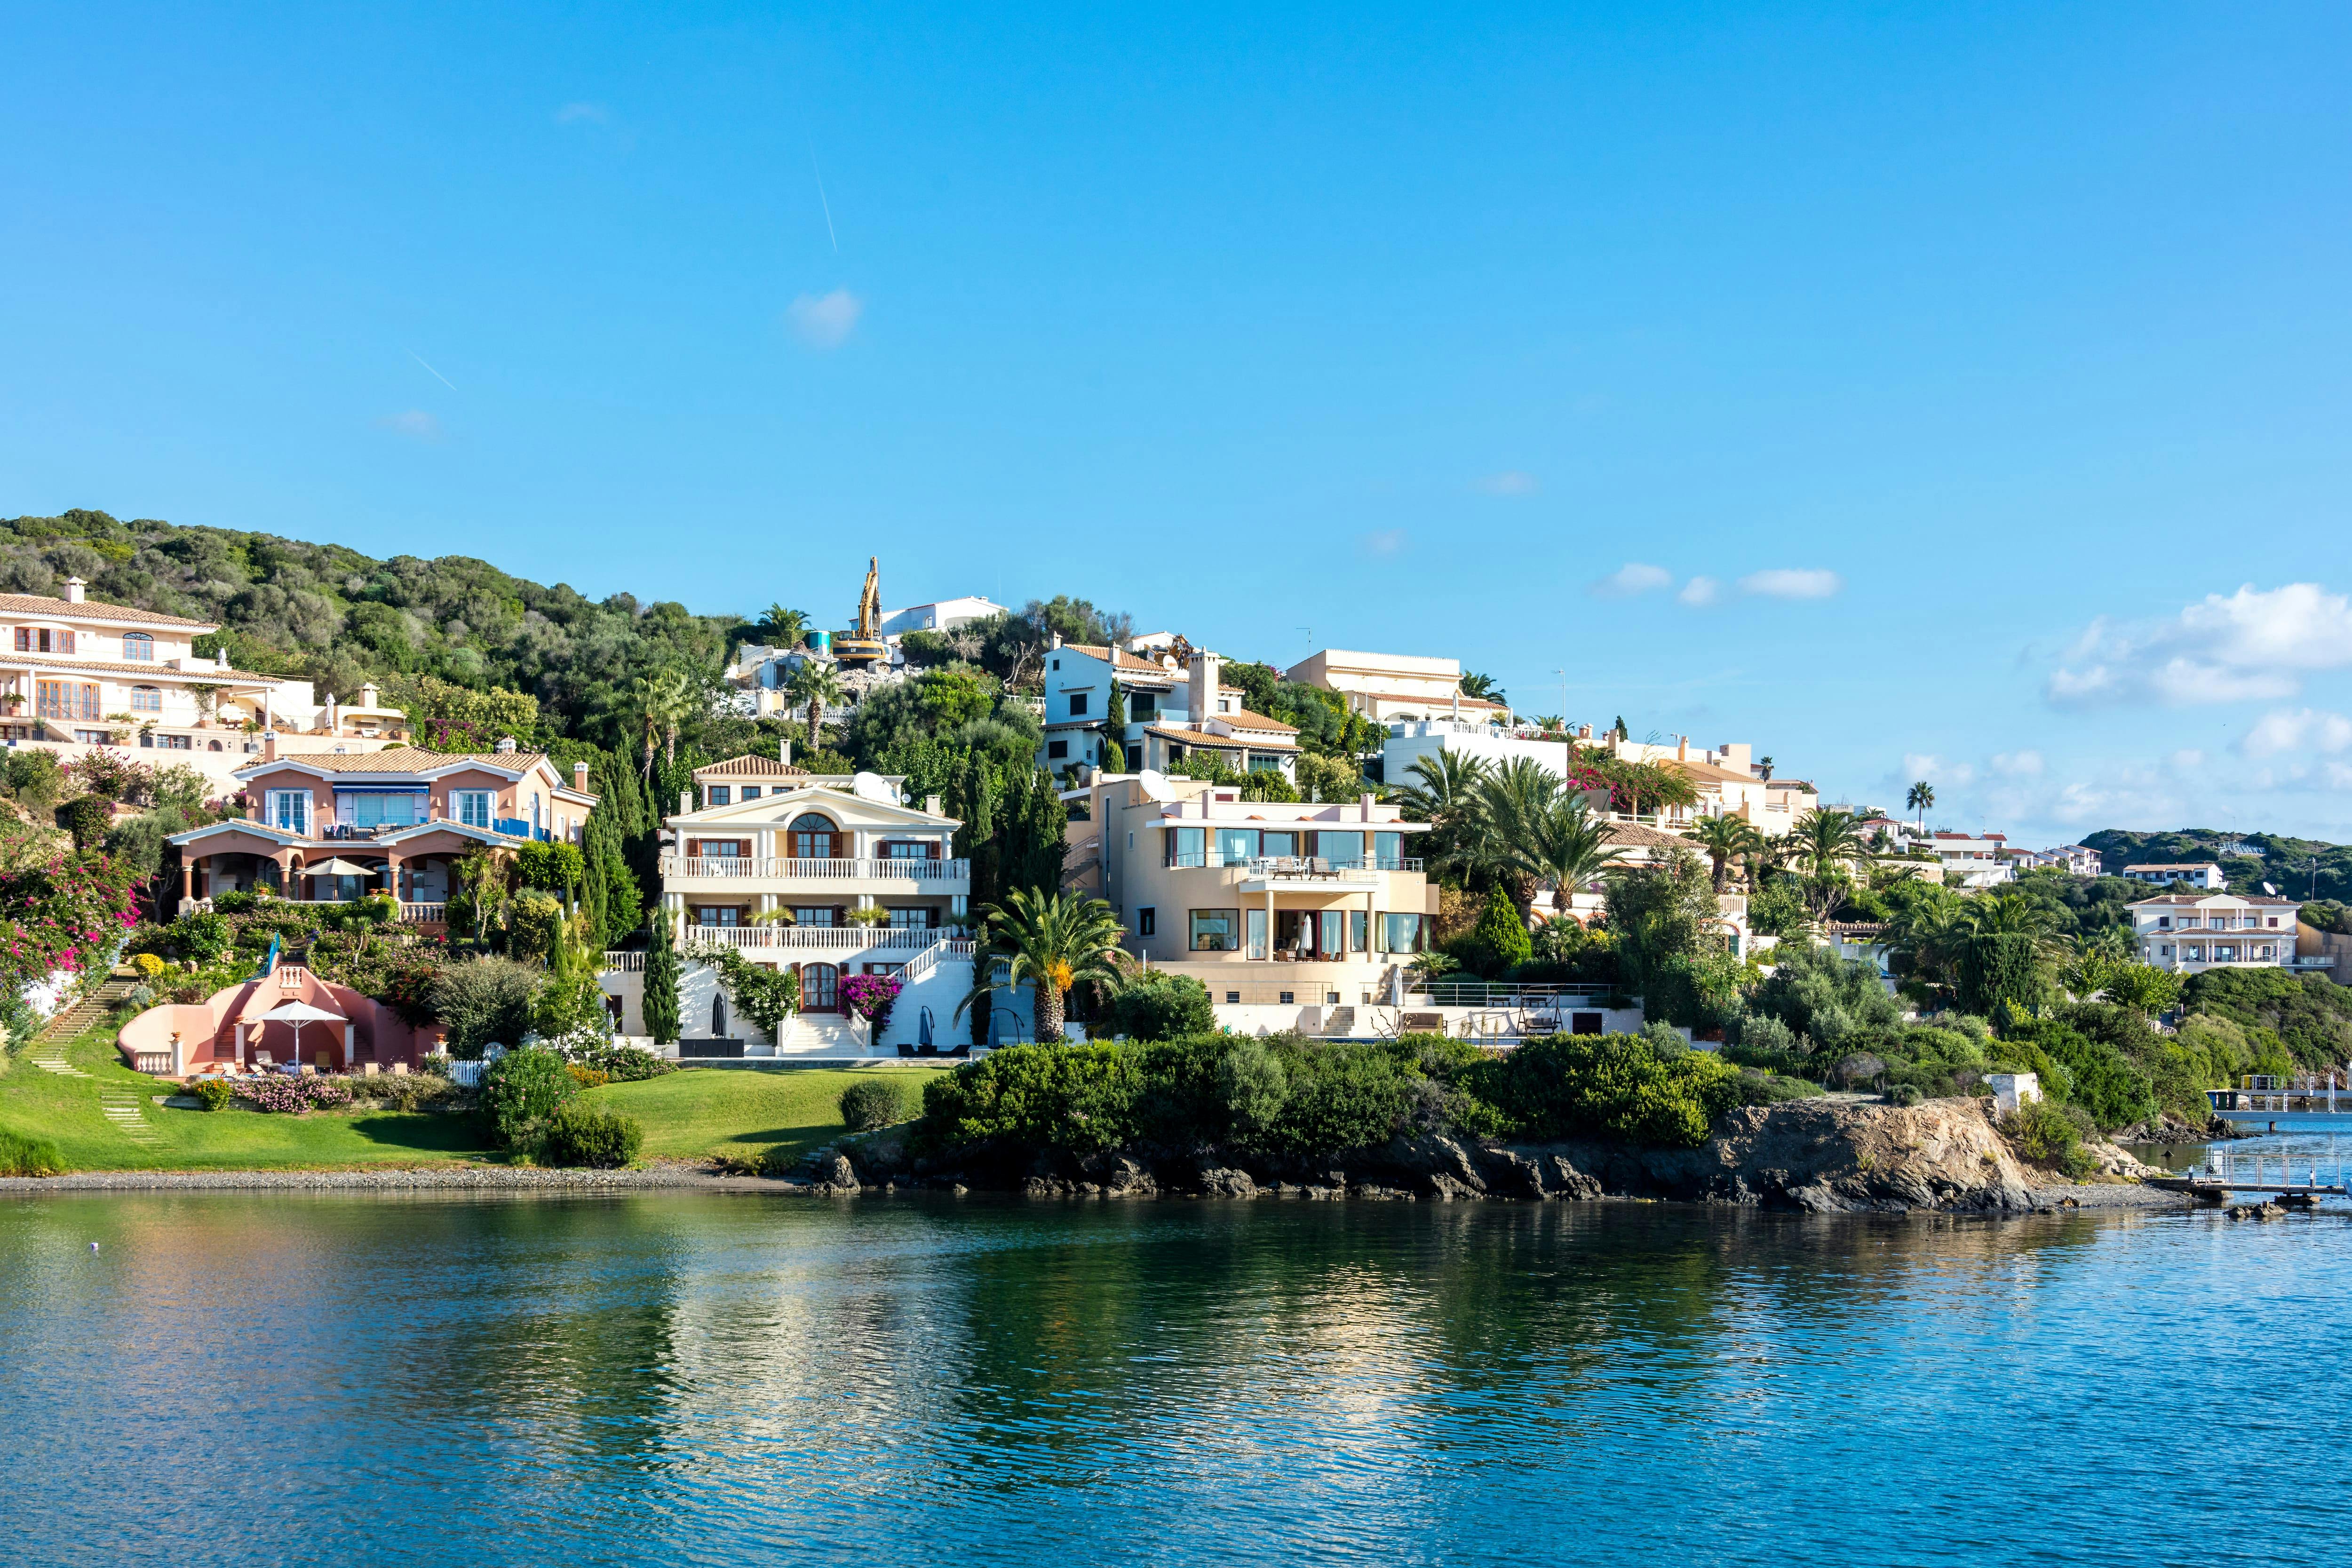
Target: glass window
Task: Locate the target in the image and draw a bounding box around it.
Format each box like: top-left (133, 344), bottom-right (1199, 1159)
top-left (1260, 831), bottom-right (1297, 859)
top-left (792, 906), bottom-right (839, 926)
top-left (1129, 691), bottom-right (1155, 720)
top-left (452, 790), bottom-right (493, 829)
top-left (266, 789), bottom-right (310, 834)
top-left (1319, 911), bottom-right (1345, 955)
top-left (1215, 828), bottom-right (1256, 865)
top-left (789, 813), bottom-right (838, 859)
top-left (707, 786), bottom-right (731, 805)
top-left (693, 906), bottom-right (742, 927)
top-left (1316, 831), bottom-right (1363, 867)
top-left (122, 633), bottom-right (153, 662)
top-left (741, 786), bottom-right (760, 800)
top-left (1138, 907), bottom-right (1156, 937)
top-left (885, 907), bottom-right (934, 929)
top-left (1247, 754), bottom-right (1281, 772)
top-left (1190, 908), bottom-right (1240, 951)
top-left (1047, 740), bottom-right (1068, 759)
top-left (1375, 832), bottom-right (1404, 869)
top-left (1068, 692), bottom-right (1089, 716)
top-left (130, 685), bottom-right (161, 712)
top-left (882, 840), bottom-right (935, 859)
top-left (1247, 907), bottom-right (1268, 959)
top-left (35, 680), bottom-right (99, 720)
top-left (342, 791), bottom-right (424, 828)
top-left (1170, 826), bottom-right (1205, 868)
top-left (1381, 913), bottom-right (1425, 953)
top-left (1351, 910), bottom-right (1368, 952)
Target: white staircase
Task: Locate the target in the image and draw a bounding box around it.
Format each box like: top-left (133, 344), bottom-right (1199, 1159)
top-left (777, 1014), bottom-right (867, 1058)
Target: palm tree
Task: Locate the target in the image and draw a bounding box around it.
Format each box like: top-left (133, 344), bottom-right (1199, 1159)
top-left (1458, 671), bottom-right (1502, 701)
top-left (1757, 755), bottom-right (1775, 782)
top-left (1906, 780), bottom-right (1935, 838)
top-left (955, 886), bottom-right (1128, 1041)
top-left (1788, 807), bottom-right (1868, 920)
top-left (1518, 794), bottom-right (1630, 917)
top-left (632, 670), bottom-right (695, 780)
top-left (761, 605), bottom-right (810, 647)
top-left (1689, 814), bottom-right (1765, 891)
top-left (1473, 756), bottom-right (1566, 918)
top-left (1393, 751), bottom-right (1491, 883)
top-left (787, 660), bottom-right (847, 746)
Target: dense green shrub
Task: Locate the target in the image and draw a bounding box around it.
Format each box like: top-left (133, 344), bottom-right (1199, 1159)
top-left (1482, 1033), bottom-right (1741, 1147)
top-left (2181, 968), bottom-right (2352, 1072)
top-left (429, 957), bottom-right (544, 1058)
top-left (2001, 1098), bottom-right (2098, 1179)
top-left (540, 1101), bottom-right (642, 1168)
top-left (167, 911), bottom-right (234, 966)
top-left (566, 1042), bottom-right (674, 1081)
top-left (1745, 944), bottom-right (1901, 1052)
top-left (478, 1045), bottom-right (578, 1154)
top-left (2004, 1015), bottom-right (2157, 1133)
top-left (1259, 1039), bottom-right (1418, 1154)
top-left (193, 1079), bottom-right (234, 1112)
top-left (1465, 888), bottom-right (1533, 977)
top-left (0, 1127), bottom-right (66, 1176)
top-left (1103, 971), bottom-right (1215, 1041)
top-left (839, 1077), bottom-right (911, 1131)
top-left (917, 1043), bottom-right (1143, 1154)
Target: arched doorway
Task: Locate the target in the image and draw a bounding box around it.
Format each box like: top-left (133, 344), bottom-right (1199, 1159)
top-left (801, 963), bottom-right (839, 1013)
top-left (788, 812), bottom-right (839, 860)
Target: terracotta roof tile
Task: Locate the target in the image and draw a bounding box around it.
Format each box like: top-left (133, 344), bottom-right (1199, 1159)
top-left (0, 653), bottom-right (278, 682)
top-left (0, 593), bottom-right (217, 630)
top-left (241, 745), bottom-right (553, 777)
top-left (692, 753), bottom-right (810, 779)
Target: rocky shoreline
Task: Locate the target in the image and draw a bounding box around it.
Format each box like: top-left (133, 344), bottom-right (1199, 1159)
top-left (0, 1101), bottom-right (2200, 1213)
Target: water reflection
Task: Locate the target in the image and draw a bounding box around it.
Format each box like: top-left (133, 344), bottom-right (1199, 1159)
top-left (4, 1193), bottom-right (2350, 1567)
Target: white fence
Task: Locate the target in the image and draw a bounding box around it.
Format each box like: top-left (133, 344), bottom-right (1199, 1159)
top-left (662, 856), bottom-right (970, 882)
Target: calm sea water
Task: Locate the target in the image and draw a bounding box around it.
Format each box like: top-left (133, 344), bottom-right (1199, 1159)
top-left (4, 1183), bottom-right (2349, 1568)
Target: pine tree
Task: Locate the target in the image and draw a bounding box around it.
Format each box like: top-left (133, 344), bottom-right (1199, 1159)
top-left (641, 917), bottom-right (681, 1044)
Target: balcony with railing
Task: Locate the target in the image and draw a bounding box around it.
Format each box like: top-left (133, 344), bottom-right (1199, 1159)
top-left (677, 924), bottom-right (956, 953)
top-left (1166, 852), bottom-right (1422, 876)
top-left (660, 854), bottom-right (971, 887)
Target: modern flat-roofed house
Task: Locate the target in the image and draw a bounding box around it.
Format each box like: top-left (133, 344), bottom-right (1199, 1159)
top-left (1926, 831), bottom-right (2014, 890)
top-left (1283, 647), bottom-right (1510, 725)
top-left (2122, 861), bottom-right (2225, 890)
top-left (1040, 641), bottom-right (1299, 784)
top-left (166, 736), bottom-right (596, 915)
top-left (878, 595), bottom-right (1008, 637)
top-left (1062, 770), bottom-right (1436, 1027)
top-left (2132, 892), bottom-right (2304, 973)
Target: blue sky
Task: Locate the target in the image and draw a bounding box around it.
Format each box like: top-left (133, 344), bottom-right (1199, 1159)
top-left (6, 3), bottom-right (2352, 844)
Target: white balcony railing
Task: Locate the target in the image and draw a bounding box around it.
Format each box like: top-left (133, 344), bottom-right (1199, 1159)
top-left (685, 925), bottom-right (949, 951)
top-left (662, 856), bottom-right (970, 882)
top-left (400, 902), bottom-right (447, 923)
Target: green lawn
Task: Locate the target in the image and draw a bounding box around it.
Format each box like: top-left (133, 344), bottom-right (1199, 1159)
top-left (586, 1063), bottom-right (944, 1159)
top-left (0, 1019), bottom-right (943, 1172)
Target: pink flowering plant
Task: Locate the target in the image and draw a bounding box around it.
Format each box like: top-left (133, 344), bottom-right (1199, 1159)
top-left (234, 1077), bottom-right (353, 1114)
top-left (839, 972), bottom-right (903, 1031)
top-left (0, 850), bottom-right (143, 993)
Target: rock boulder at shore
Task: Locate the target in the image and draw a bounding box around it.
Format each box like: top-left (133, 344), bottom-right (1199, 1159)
top-left (863, 1096), bottom-right (2047, 1212)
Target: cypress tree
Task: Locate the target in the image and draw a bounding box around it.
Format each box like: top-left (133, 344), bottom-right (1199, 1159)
top-left (641, 917), bottom-right (681, 1044)
top-left (1002, 766), bottom-right (1069, 897)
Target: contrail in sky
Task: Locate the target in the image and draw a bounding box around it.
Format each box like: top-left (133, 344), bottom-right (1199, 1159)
top-left (408, 351), bottom-right (457, 392)
top-left (810, 148), bottom-right (839, 254)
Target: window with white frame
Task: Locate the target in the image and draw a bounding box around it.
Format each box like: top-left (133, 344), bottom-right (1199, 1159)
top-left (451, 790), bottom-right (493, 829)
top-left (266, 789), bottom-right (310, 834)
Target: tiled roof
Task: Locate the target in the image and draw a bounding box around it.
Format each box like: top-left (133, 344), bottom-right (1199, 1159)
top-left (1665, 756), bottom-right (1761, 786)
top-left (0, 593), bottom-right (217, 630)
top-left (0, 654), bottom-right (279, 682)
top-left (1143, 724), bottom-right (1299, 750)
top-left (1604, 822), bottom-right (1686, 848)
top-left (1213, 707), bottom-right (1298, 734)
top-left (244, 745), bottom-right (551, 776)
top-left (2130, 893), bottom-right (2295, 906)
top-left (1764, 778), bottom-right (1815, 791)
top-left (693, 754), bottom-right (810, 779)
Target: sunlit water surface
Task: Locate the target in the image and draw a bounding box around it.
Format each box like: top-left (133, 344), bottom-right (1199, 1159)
top-left (4, 1189), bottom-right (2347, 1566)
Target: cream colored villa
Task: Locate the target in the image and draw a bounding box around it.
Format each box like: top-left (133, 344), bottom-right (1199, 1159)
top-left (2131, 892), bottom-right (2304, 974)
top-left (0, 579), bottom-right (291, 747)
top-left (1063, 770), bottom-right (1438, 1009)
top-left (659, 762), bottom-right (972, 1014)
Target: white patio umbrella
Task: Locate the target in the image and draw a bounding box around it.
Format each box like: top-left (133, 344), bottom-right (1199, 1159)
top-left (304, 857), bottom-right (379, 877)
top-left (253, 1000), bottom-right (347, 1072)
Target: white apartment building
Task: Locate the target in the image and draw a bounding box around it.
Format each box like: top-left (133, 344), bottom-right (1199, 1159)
top-left (878, 596), bottom-right (1007, 637)
top-left (1925, 832), bottom-right (2014, 890)
top-left (2132, 893), bottom-right (2301, 973)
top-left (2122, 862), bottom-right (2225, 890)
top-left (1282, 648), bottom-right (1509, 725)
top-left (1038, 641), bottom-right (1298, 784)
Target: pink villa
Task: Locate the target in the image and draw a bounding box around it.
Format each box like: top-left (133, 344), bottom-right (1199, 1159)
top-left (164, 735), bottom-right (598, 918)
top-left (118, 963), bottom-right (444, 1078)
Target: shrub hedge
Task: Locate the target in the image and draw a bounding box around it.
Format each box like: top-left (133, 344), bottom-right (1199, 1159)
top-left (541, 1102), bottom-right (643, 1168)
top-left (839, 1077), bottom-right (911, 1132)
top-left (0, 1128), bottom-right (66, 1177)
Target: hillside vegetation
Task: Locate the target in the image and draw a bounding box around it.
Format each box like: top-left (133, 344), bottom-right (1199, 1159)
top-left (2082, 827), bottom-right (2351, 906)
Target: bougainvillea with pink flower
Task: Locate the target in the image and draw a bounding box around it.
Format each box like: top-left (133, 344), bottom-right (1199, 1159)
top-left (234, 1077), bottom-right (353, 1114)
top-left (0, 851), bottom-right (143, 992)
top-left (840, 972), bottom-right (903, 1031)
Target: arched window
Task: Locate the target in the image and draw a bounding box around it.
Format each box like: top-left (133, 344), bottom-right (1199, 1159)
top-left (789, 812), bottom-right (839, 860)
top-left (130, 685), bottom-right (162, 712)
top-left (122, 633), bottom-right (154, 662)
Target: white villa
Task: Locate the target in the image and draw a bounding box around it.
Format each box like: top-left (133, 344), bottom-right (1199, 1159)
top-left (1039, 641), bottom-right (1299, 784)
top-left (2122, 862), bottom-right (2226, 890)
top-left (2131, 892), bottom-right (2306, 974)
top-left (0, 581), bottom-right (291, 748)
top-left (1282, 647), bottom-right (1509, 725)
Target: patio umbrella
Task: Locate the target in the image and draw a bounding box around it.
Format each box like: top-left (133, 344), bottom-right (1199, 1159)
top-left (304, 857), bottom-right (379, 877)
top-left (253, 999), bottom-right (347, 1072)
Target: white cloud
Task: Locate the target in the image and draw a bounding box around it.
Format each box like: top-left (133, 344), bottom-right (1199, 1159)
top-left (1677, 576), bottom-right (1720, 607)
top-left (786, 288), bottom-right (863, 350)
top-left (1991, 749), bottom-right (2044, 778)
top-left (2171, 748), bottom-right (2206, 771)
top-left (2239, 707), bottom-right (2352, 759)
top-left (376, 410), bottom-right (442, 441)
top-left (1901, 752), bottom-right (1975, 787)
top-left (2046, 583), bottom-right (2352, 708)
top-left (1590, 562), bottom-right (1672, 598)
top-left (555, 102), bottom-right (610, 125)
top-left (1474, 470), bottom-right (1539, 496)
top-left (1739, 567), bottom-right (1843, 600)
top-left (1360, 528), bottom-right (1407, 557)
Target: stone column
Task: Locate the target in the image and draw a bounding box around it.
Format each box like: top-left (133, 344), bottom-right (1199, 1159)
top-left (382, 853), bottom-right (402, 907)
top-left (181, 858), bottom-right (195, 910)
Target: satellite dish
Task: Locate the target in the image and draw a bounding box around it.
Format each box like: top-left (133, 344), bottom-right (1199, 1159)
top-left (850, 771), bottom-right (896, 804)
top-left (2264, 882), bottom-right (2279, 897)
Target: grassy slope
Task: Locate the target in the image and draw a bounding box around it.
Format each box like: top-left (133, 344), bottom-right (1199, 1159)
top-left (585, 1065), bottom-right (943, 1159)
top-left (0, 1019), bottom-right (942, 1171)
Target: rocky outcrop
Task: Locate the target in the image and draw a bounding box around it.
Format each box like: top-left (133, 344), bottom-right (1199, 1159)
top-left (848, 1097), bottom-right (2050, 1212)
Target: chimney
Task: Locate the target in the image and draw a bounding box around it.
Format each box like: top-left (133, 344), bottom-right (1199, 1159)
top-left (494, 736), bottom-right (517, 754)
top-left (572, 761), bottom-right (590, 792)
top-left (262, 732), bottom-right (278, 762)
top-left (779, 738), bottom-right (793, 767)
top-left (1187, 648), bottom-right (1221, 722)
top-left (1677, 736), bottom-right (1690, 761)
top-left (1050, 630), bottom-right (1064, 650)
top-left (359, 684), bottom-right (380, 708)
top-left (1360, 792), bottom-right (1376, 822)
top-left (679, 789), bottom-right (692, 818)
top-left (924, 793), bottom-right (942, 816)
top-left (62, 577), bottom-right (85, 604)
top-left (1578, 723), bottom-right (1591, 740)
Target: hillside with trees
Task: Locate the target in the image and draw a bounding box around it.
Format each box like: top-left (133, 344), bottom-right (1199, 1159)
top-left (2082, 827), bottom-right (2352, 905)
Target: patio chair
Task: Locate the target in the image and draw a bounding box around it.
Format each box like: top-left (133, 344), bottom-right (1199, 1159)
top-left (253, 1051), bottom-right (273, 1069)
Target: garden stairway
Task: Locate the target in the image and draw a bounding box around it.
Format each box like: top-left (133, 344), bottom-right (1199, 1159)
top-left (25, 974), bottom-right (138, 1078)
